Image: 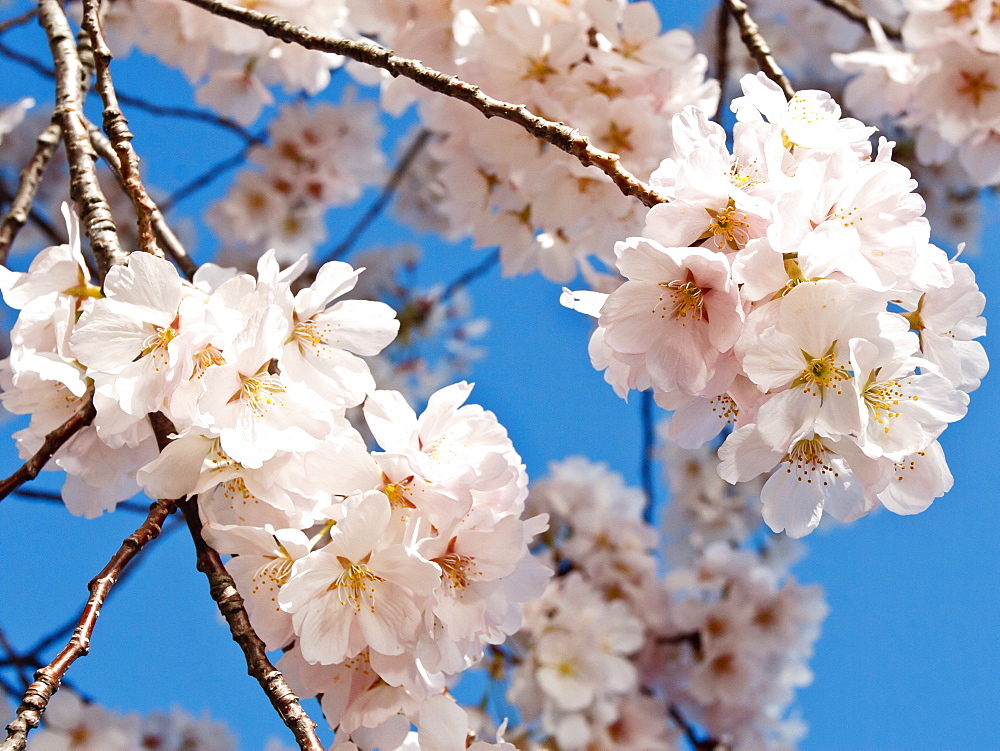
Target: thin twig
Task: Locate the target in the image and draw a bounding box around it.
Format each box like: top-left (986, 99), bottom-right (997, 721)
top-left (640, 389), bottom-right (656, 525)
top-left (0, 123), bottom-right (63, 262)
top-left (0, 631), bottom-right (30, 693)
top-left (86, 120), bottom-right (198, 278)
top-left (10, 486), bottom-right (150, 514)
top-left (5, 515), bottom-right (184, 668)
top-left (0, 8), bottom-right (37, 37)
top-left (177, 0), bottom-right (667, 208)
top-left (669, 704), bottom-right (728, 751)
top-left (159, 141), bottom-right (256, 213)
top-left (39, 0), bottom-right (126, 279)
top-left (0, 177), bottom-right (66, 257)
top-left (179, 500), bottom-right (324, 751)
top-left (714, 2), bottom-right (729, 125)
top-left (80, 0), bottom-right (161, 257)
top-left (320, 128), bottom-right (434, 264)
top-left (115, 91), bottom-right (262, 146)
top-left (0, 39), bottom-right (51, 79)
top-left (812, 0), bottom-right (902, 41)
top-left (0, 499), bottom-right (177, 751)
top-left (441, 248), bottom-right (500, 302)
top-left (723, 0), bottom-right (795, 100)
top-left (0, 400), bottom-right (95, 503)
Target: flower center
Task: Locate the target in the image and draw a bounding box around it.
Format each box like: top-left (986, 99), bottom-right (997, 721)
top-left (792, 342), bottom-right (851, 399)
top-left (655, 274), bottom-right (708, 325)
top-left (957, 70), bottom-right (997, 107)
top-left (331, 556), bottom-right (385, 612)
top-left (232, 367), bottom-right (286, 417)
top-left (704, 199), bottom-right (750, 251)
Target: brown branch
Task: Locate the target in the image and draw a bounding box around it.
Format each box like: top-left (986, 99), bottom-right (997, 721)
top-left (723, 0), bottom-right (795, 101)
top-left (38, 0), bottom-right (126, 280)
top-left (812, 0), bottom-right (902, 41)
top-left (179, 500), bottom-right (324, 751)
top-left (714, 2), bottom-right (729, 124)
top-left (0, 400), bottom-right (95, 503)
top-left (86, 120), bottom-right (198, 279)
top-left (176, 0), bottom-right (667, 208)
top-left (0, 176), bottom-right (66, 258)
top-left (0, 123), bottom-right (63, 263)
top-left (0, 498), bottom-right (177, 751)
top-left (80, 0), bottom-right (161, 258)
top-left (669, 705), bottom-right (729, 751)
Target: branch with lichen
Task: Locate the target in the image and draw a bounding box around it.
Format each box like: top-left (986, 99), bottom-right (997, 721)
top-left (723, 0), bottom-right (795, 100)
top-left (38, 0), bottom-right (126, 281)
top-left (0, 498), bottom-right (176, 751)
top-left (177, 0), bottom-right (667, 208)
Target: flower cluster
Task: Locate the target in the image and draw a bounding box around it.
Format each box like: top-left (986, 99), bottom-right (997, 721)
top-left (836, 0), bottom-right (1000, 185)
top-left (0, 218), bottom-right (548, 747)
top-left (208, 94), bottom-right (386, 265)
top-left (564, 73), bottom-right (986, 537)
top-left (94, 0), bottom-right (357, 124)
top-left (354, 0), bottom-right (718, 285)
top-left (24, 688), bottom-right (261, 751)
top-left (505, 457), bottom-right (824, 750)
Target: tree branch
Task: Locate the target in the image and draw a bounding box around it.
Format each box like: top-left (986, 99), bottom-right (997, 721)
top-left (0, 400), bottom-right (96, 504)
top-left (79, 0), bottom-right (161, 258)
top-left (86, 120), bottom-right (198, 278)
top-left (38, 0), bottom-right (126, 280)
top-left (669, 704), bottom-right (729, 751)
top-left (0, 122), bottom-right (63, 263)
top-left (179, 500), bottom-right (324, 751)
top-left (812, 0), bottom-right (902, 41)
top-left (0, 9), bottom-right (37, 37)
top-left (723, 0), bottom-right (795, 100)
top-left (714, 2), bottom-right (730, 125)
top-left (320, 128), bottom-right (434, 265)
top-left (0, 498), bottom-right (177, 751)
top-left (159, 140), bottom-right (256, 213)
top-left (176, 0), bottom-right (667, 208)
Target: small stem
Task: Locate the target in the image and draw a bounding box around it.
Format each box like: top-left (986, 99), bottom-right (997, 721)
top-left (319, 128), bottom-right (434, 265)
top-left (723, 0), bottom-right (795, 101)
top-left (0, 499), bottom-right (177, 751)
top-left (0, 400), bottom-right (95, 503)
top-left (80, 0), bottom-right (161, 258)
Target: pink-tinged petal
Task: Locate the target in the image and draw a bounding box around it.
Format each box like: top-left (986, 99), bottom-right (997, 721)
top-left (369, 546), bottom-right (441, 597)
top-left (356, 585), bottom-right (420, 656)
top-left (417, 695), bottom-right (469, 751)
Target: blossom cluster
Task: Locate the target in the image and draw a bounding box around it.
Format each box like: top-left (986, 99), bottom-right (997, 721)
top-left (336, 0), bottom-right (719, 286)
top-left (836, 0), bottom-right (1000, 186)
top-left (564, 73), bottom-right (987, 538)
top-left (94, 0), bottom-right (357, 124)
top-left (503, 457), bottom-right (825, 750)
top-left (23, 688), bottom-right (265, 751)
top-left (0, 220), bottom-right (548, 748)
top-left (208, 94), bottom-right (386, 265)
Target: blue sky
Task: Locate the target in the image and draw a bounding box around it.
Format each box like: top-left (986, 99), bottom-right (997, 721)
top-left (0, 1), bottom-right (997, 749)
